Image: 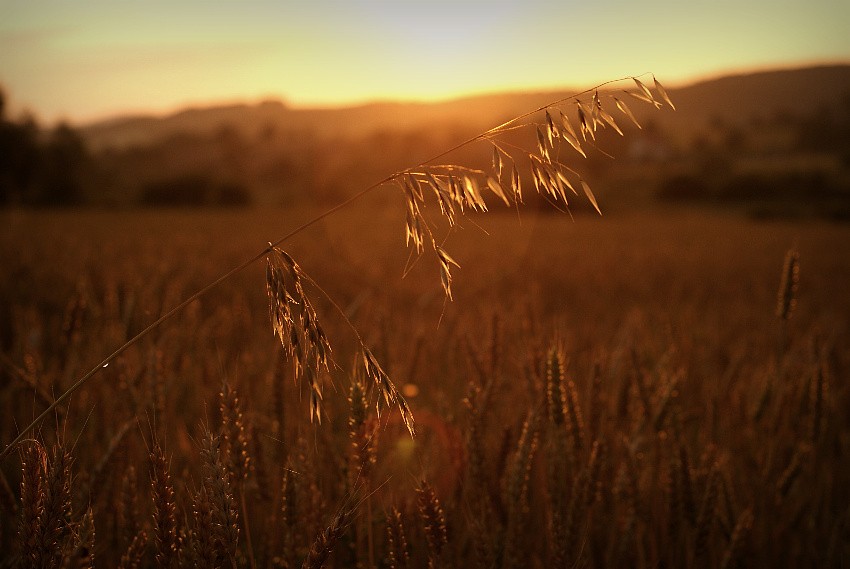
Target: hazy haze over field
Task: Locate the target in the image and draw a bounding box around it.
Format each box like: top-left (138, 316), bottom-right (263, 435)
top-left (1, 0), bottom-right (848, 123)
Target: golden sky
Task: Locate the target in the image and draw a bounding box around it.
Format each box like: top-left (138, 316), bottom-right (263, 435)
top-left (1, 0), bottom-right (848, 124)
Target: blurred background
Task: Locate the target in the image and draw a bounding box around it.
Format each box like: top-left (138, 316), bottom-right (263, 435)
top-left (0, 0), bottom-right (848, 218)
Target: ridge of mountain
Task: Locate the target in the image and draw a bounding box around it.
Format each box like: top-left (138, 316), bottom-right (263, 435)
top-left (81, 64), bottom-right (850, 151)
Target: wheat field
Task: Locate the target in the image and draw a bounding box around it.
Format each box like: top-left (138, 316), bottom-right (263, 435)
top-left (1, 202), bottom-right (849, 568)
top-left (2, 78), bottom-right (850, 568)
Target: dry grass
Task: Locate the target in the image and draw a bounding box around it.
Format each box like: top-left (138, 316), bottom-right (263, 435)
top-left (1, 76), bottom-right (850, 567)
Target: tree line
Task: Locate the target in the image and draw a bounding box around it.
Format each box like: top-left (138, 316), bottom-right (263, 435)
top-left (0, 90), bottom-right (92, 206)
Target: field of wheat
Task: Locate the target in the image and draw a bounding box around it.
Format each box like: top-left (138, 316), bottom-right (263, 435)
top-left (1, 200), bottom-right (849, 568)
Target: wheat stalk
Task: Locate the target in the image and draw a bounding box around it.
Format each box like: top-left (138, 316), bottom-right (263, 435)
top-left (693, 463), bottom-right (720, 561)
top-left (218, 381), bottom-right (257, 569)
top-left (301, 486), bottom-right (375, 569)
top-left (276, 461), bottom-right (297, 567)
top-left (17, 440), bottom-right (47, 567)
top-left (720, 508), bottom-right (754, 569)
top-left (417, 480), bottom-right (448, 569)
top-left (32, 443), bottom-right (74, 568)
top-left (117, 529), bottom-right (147, 569)
top-left (385, 506), bottom-right (410, 569)
top-left (150, 442), bottom-right (179, 569)
top-left (677, 443), bottom-right (697, 528)
top-left (810, 350), bottom-right (829, 443)
top-left (776, 444), bottom-right (807, 504)
top-left (348, 374), bottom-right (377, 486)
top-left (85, 416), bottom-right (135, 506)
top-left (776, 247), bottom-right (800, 321)
top-left (562, 440), bottom-right (601, 563)
top-left (502, 410), bottom-right (540, 568)
top-left (546, 347), bottom-right (567, 428)
top-left (301, 509), bottom-right (353, 569)
top-left (188, 485), bottom-right (214, 567)
top-left (117, 465), bottom-right (140, 550)
top-left (67, 505), bottom-right (95, 569)
top-left (198, 426), bottom-right (240, 568)
top-left (463, 380), bottom-right (487, 500)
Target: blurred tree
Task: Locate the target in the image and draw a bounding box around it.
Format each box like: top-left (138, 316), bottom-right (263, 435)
top-left (0, 88), bottom-right (42, 205)
top-left (658, 174), bottom-right (711, 201)
top-left (0, 88), bottom-right (94, 206)
top-left (140, 173), bottom-right (250, 206)
top-left (40, 123), bottom-right (90, 205)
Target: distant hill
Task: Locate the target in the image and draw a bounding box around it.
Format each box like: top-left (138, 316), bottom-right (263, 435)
top-left (81, 64), bottom-right (850, 151)
top-left (80, 92), bottom-right (562, 151)
top-left (68, 64), bottom-right (850, 217)
top-left (651, 65), bottom-right (850, 141)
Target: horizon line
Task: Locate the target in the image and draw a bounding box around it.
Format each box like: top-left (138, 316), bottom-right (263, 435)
top-left (5, 59), bottom-right (849, 128)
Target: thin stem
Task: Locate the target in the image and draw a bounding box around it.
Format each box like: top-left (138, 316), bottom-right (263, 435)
top-left (1, 252), bottom-right (266, 460)
top-left (367, 488), bottom-right (375, 569)
top-left (240, 486), bottom-right (257, 569)
top-left (0, 75), bottom-right (641, 461)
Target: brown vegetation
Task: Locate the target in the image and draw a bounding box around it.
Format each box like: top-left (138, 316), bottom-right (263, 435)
top-left (2, 205), bottom-right (848, 566)
top-left (1, 75), bottom-right (849, 567)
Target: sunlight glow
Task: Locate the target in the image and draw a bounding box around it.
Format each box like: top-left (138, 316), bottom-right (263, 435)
top-left (1, 0), bottom-right (847, 123)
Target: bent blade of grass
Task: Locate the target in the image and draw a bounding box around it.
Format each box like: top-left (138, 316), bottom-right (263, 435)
top-left (0, 74), bottom-right (664, 460)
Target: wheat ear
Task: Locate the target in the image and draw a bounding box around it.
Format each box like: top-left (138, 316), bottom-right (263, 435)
top-left (417, 480), bottom-right (449, 569)
top-left (150, 442), bottom-right (179, 569)
top-left (117, 529), bottom-right (148, 569)
top-left (67, 505), bottom-right (95, 569)
top-left (219, 381), bottom-right (256, 569)
top-left (776, 247), bottom-right (800, 320)
top-left (301, 507), bottom-right (357, 569)
top-left (502, 410), bottom-right (540, 569)
top-left (17, 440), bottom-right (47, 566)
top-left (385, 506), bottom-right (410, 569)
top-left (198, 426), bottom-right (240, 568)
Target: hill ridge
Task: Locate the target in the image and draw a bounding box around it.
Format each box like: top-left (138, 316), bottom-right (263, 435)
top-left (81, 64), bottom-right (850, 151)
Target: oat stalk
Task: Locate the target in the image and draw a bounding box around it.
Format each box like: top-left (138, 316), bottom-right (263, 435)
top-left (1, 73), bottom-right (670, 459)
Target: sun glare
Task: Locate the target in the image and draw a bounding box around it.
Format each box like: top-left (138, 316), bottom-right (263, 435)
top-left (1, 0), bottom-right (847, 121)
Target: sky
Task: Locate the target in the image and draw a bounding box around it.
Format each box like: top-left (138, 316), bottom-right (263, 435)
top-left (1, 0), bottom-right (848, 124)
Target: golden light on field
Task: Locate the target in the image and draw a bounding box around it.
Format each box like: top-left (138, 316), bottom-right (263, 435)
top-left (1, 0), bottom-right (848, 122)
top-left (2, 4), bottom-right (850, 565)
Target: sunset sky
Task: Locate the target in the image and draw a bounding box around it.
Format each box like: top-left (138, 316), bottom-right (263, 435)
top-left (2, 0), bottom-right (848, 124)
